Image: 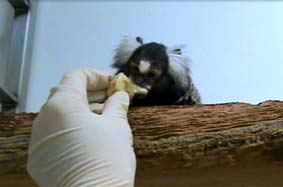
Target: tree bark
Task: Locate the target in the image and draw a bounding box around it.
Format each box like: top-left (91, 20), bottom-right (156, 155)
top-left (1, 100), bottom-right (283, 175)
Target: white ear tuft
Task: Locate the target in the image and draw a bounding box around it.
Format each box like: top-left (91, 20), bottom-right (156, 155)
top-left (167, 45), bottom-right (191, 89)
top-left (112, 36), bottom-right (142, 69)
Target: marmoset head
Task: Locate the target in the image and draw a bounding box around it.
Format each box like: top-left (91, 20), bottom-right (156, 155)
top-left (112, 36), bottom-right (191, 95)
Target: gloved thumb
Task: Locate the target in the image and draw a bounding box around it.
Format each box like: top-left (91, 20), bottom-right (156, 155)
top-left (102, 91), bottom-right (130, 119)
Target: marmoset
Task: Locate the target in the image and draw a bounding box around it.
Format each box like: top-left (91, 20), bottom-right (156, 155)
top-left (112, 36), bottom-right (201, 106)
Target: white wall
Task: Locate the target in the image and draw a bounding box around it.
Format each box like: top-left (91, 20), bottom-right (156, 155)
top-left (23, 1), bottom-right (283, 112)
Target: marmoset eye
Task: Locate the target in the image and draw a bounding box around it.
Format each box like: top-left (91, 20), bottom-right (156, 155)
top-left (147, 72), bottom-right (156, 78)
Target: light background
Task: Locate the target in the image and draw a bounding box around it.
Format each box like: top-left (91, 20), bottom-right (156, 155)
top-left (22, 1), bottom-right (283, 112)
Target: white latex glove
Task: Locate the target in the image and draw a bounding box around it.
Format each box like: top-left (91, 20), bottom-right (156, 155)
top-left (27, 68), bottom-right (136, 187)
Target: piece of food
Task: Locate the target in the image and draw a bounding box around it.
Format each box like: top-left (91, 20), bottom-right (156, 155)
top-left (106, 73), bottom-right (148, 99)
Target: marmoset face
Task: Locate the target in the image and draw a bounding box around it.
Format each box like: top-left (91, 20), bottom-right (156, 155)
top-left (126, 42), bottom-right (169, 92)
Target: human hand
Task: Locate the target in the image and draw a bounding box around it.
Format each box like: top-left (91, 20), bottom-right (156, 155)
top-left (27, 68), bottom-right (136, 187)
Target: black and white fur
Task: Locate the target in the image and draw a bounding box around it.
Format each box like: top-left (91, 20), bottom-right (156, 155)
top-left (112, 36), bottom-right (201, 106)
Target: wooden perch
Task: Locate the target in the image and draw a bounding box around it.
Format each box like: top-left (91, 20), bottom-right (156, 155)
top-left (1, 100), bottom-right (283, 186)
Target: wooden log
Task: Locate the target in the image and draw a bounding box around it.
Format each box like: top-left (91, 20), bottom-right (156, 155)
top-left (1, 100), bottom-right (283, 178)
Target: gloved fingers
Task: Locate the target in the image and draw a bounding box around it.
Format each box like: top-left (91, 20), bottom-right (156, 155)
top-left (102, 91), bottom-right (130, 119)
top-left (89, 103), bottom-right (104, 114)
top-left (87, 90), bottom-right (107, 103)
top-left (56, 68), bottom-right (111, 101)
top-left (47, 68), bottom-right (112, 113)
top-left (60, 67), bottom-right (112, 91)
